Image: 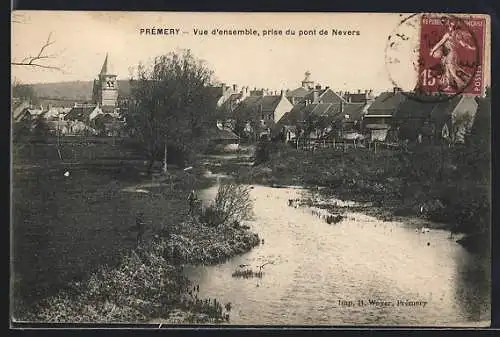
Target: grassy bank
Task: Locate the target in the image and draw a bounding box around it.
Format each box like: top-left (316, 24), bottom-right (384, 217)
top-left (227, 142), bottom-right (490, 255)
top-left (12, 147), bottom-right (259, 323)
top-left (23, 219), bottom-right (260, 323)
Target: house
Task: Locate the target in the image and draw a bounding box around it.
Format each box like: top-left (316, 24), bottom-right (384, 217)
top-left (12, 100), bottom-right (31, 123)
top-left (469, 95), bottom-right (490, 147)
top-left (287, 87), bottom-right (311, 105)
top-left (216, 86), bottom-right (251, 125)
top-left (207, 125), bottom-right (240, 152)
top-left (64, 103), bottom-right (99, 135)
top-left (278, 87), bottom-right (346, 128)
top-left (343, 89), bottom-right (376, 104)
top-left (286, 71), bottom-right (316, 105)
top-left (213, 83), bottom-right (241, 108)
top-left (276, 89), bottom-right (366, 142)
top-left (14, 105), bottom-right (45, 124)
top-left (339, 103), bottom-right (365, 133)
top-left (363, 88), bottom-right (407, 141)
top-left (394, 94), bottom-right (478, 144)
top-left (232, 90), bottom-right (293, 139)
top-left (93, 113), bottom-right (125, 137)
top-left (43, 106), bottom-right (72, 121)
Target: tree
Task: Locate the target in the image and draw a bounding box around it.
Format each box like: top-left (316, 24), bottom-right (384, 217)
top-left (11, 13), bottom-right (63, 71)
top-left (12, 80), bottom-right (38, 105)
top-left (11, 32), bottom-right (62, 71)
top-left (12, 117), bottom-right (32, 143)
top-left (451, 113), bottom-right (474, 144)
top-left (32, 116), bottom-right (51, 143)
top-left (231, 105), bottom-right (265, 142)
top-left (123, 49), bottom-right (216, 171)
top-left (200, 183), bottom-right (253, 227)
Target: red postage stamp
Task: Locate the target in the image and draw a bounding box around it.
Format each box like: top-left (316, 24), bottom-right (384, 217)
top-left (418, 14), bottom-right (486, 95)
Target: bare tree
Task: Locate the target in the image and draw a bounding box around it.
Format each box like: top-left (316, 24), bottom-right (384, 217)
top-left (11, 32), bottom-right (62, 71)
top-left (213, 183), bottom-right (253, 225)
top-left (11, 13), bottom-right (63, 71)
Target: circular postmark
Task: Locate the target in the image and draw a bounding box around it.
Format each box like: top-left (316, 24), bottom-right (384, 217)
top-left (385, 13), bottom-right (483, 103)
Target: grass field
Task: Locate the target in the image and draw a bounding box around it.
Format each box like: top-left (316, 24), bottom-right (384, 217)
top-left (11, 151), bottom-right (207, 319)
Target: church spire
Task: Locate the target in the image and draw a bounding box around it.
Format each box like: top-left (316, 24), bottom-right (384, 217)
top-left (99, 53), bottom-right (114, 75)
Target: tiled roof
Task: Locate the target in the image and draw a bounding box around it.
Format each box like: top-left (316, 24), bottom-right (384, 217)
top-left (471, 96), bottom-right (490, 136)
top-left (279, 102), bottom-right (342, 126)
top-left (342, 103), bottom-right (365, 121)
top-left (218, 93), bottom-right (243, 113)
top-left (394, 95), bottom-right (463, 122)
top-left (286, 87), bottom-right (311, 98)
top-left (232, 95), bottom-right (283, 117)
top-left (347, 92), bottom-right (374, 103)
top-left (207, 127), bottom-right (240, 141)
top-left (260, 96), bottom-right (282, 111)
top-left (366, 91), bottom-right (407, 115)
top-left (93, 113), bottom-right (115, 124)
top-left (65, 106), bottom-right (96, 122)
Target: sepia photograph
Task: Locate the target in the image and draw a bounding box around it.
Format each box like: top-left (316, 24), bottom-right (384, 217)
top-left (10, 11), bottom-right (491, 327)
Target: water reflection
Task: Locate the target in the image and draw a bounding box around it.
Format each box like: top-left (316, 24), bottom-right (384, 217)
top-left (185, 184), bottom-right (490, 326)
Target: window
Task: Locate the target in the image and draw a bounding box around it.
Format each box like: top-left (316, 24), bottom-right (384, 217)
top-left (106, 80), bottom-right (115, 88)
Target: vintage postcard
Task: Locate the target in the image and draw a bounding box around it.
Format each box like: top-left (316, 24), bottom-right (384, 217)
top-left (11, 11), bottom-right (491, 327)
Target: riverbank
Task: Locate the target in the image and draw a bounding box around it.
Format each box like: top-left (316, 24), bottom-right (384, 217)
top-left (25, 217), bottom-right (260, 323)
top-left (215, 142), bottom-right (490, 255)
top-left (12, 156), bottom-right (260, 323)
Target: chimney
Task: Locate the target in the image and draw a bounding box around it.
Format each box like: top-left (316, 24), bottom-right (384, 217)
top-left (280, 90), bottom-right (285, 97)
top-left (313, 90), bottom-right (319, 104)
top-left (357, 89), bottom-right (361, 94)
top-left (242, 86), bottom-right (249, 98)
top-left (233, 84), bottom-right (238, 93)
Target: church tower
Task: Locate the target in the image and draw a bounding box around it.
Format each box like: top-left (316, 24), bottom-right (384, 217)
top-left (92, 53), bottom-right (118, 108)
top-left (301, 70), bottom-right (314, 90)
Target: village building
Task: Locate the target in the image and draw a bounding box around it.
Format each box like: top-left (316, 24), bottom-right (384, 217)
top-left (286, 71), bottom-right (316, 105)
top-left (362, 87), bottom-right (407, 142)
top-left (277, 86), bottom-right (367, 143)
top-left (469, 94), bottom-right (490, 148)
top-left (231, 90), bottom-right (293, 139)
top-left (12, 100), bottom-right (36, 124)
top-left (58, 54), bottom-right (124, 136)
top-left (206, 126), bottom-right (241, 152)
top-left (394, 94), bottom-right (478, 144)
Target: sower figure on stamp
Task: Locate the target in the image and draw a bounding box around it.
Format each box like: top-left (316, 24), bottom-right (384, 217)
top-left (429, 17), bottom-right (477, 91)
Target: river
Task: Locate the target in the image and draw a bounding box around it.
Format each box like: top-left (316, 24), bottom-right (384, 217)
top-left (183, 182), bottom-right (490, 326)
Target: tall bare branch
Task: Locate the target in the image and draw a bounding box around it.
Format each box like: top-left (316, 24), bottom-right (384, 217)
top-left (11, 32), bottom-right (63, 71)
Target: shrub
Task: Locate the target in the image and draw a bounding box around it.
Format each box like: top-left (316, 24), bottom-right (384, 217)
top-left (200, 183), bottom-right (253, 227)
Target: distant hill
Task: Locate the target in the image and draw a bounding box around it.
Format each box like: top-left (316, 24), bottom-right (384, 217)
top-left (27, 80), bottom-right (131, 102)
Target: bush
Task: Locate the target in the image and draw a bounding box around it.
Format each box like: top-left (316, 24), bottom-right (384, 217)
top-left (253, 139), bottom-right (271, 165)
top-left (200, 183), bottom-right (253, 227)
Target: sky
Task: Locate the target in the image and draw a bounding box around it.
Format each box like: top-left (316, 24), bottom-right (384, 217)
top-left (11, 11), bottom-right (491, 95)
